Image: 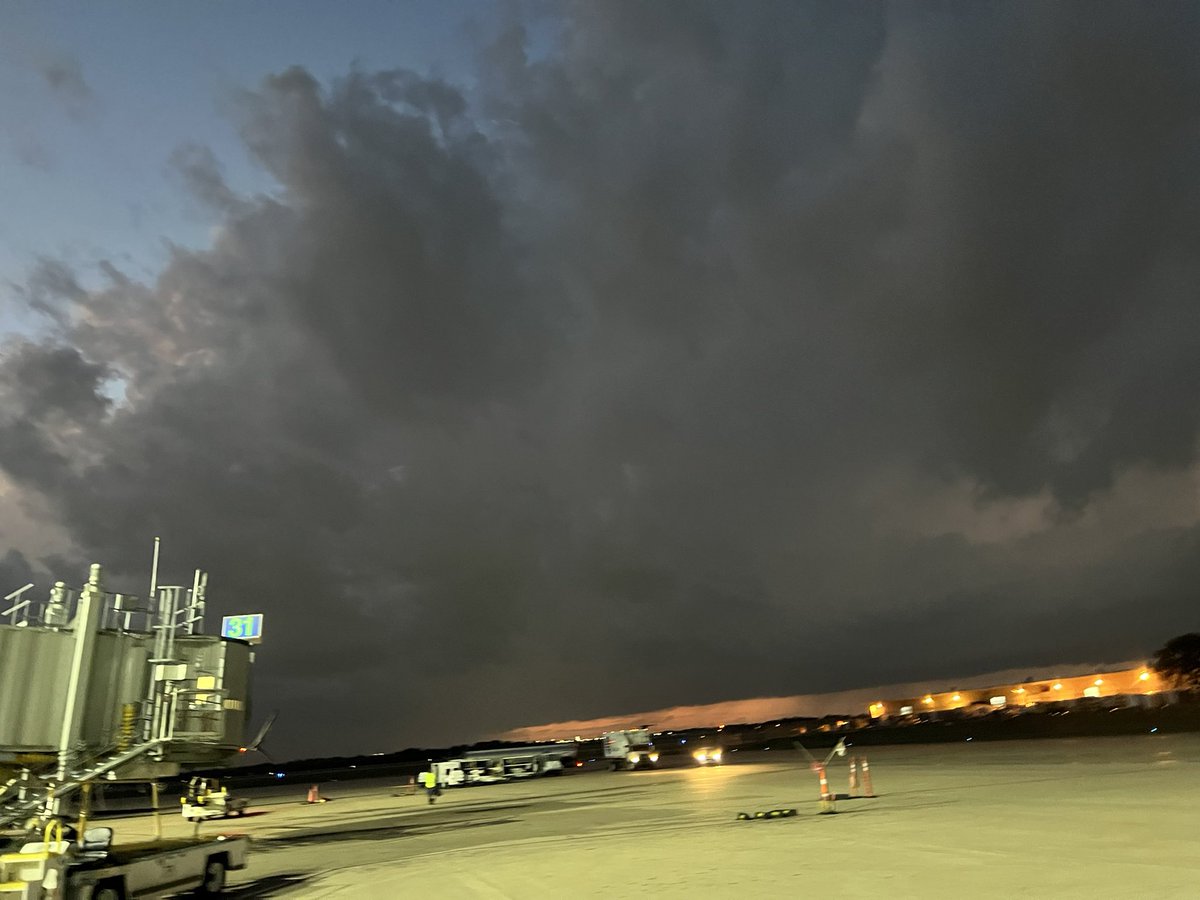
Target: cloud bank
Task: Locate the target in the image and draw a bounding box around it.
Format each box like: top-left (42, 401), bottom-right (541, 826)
top-left (2, 2), bottom-right (1199, 755)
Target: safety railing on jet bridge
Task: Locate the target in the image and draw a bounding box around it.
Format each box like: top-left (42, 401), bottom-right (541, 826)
top-left (166, 689), bottom-right (228, 744)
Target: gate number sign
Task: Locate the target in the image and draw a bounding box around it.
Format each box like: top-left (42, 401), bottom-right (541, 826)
top-left (221, 613), bottom-right (264, 643)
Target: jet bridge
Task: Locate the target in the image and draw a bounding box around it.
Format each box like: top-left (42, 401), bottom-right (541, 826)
top-left (0, 543), bottom-right (261, 828)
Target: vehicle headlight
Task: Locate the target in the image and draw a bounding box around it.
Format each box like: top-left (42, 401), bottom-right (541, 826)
top-left (712, 750), bottom-right (722, 761)
top-left (628, 753), bottom-right (640, 763)
top-left (648, 753), bottom-right (659, 763)
top-left (693, 751), bottom-right (707, 762)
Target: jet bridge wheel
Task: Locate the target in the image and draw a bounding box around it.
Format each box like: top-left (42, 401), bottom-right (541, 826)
top-left (94, 885), bottom-right (123, 900)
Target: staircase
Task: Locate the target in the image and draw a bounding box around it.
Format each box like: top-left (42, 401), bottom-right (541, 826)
top-left (0, 740), bottom-right (162, 830)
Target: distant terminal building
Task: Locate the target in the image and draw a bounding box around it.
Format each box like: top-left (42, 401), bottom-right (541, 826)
top-left (868, 665), bottom-right (1165, 720)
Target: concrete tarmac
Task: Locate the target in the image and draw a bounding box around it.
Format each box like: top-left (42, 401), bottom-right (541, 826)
top-left (99, 733), bottom-right (1200, 898)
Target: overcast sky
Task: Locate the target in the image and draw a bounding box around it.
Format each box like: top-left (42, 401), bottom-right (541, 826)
top-left (1, 2), bottom-right (1199, 757)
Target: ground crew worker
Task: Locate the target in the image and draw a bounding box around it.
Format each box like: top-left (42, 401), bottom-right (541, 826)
top-left (422, 770), bottom-right (439, 804)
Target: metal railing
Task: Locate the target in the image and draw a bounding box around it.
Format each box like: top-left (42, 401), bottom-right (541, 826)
top-left (168, 689), bottom-right (228, 744)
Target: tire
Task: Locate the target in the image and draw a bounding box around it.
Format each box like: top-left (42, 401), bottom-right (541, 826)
top-left (95, 885), bottom-right (122, 900)
top-left (196, 857), bottom-right (226, 895)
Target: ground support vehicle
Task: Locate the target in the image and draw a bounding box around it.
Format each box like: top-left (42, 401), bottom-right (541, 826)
top-left (602, 730), bottom-right (659, 770)
top-left (432, 744), bottom-right (579, 787)
top-left (179, 779), bottom-right (247, 822)
top-left (0, 822), bottom-right (247, 898)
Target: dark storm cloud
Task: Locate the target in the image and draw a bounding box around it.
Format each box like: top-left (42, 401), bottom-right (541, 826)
top-left (0, 550), bottom-right (35, 594)
top-left (3, 2), bottom-right (1200, 754)
top-left (168, 144), bottom-right (246, 215)
top-left (231, 65), bottom-right (552, 415)
top-left (0, 341), bottom-right (111, 485)
top-left (864, 2), bottom-right (1200, 507)
top-left (0, 341), bottom-right (109, 419)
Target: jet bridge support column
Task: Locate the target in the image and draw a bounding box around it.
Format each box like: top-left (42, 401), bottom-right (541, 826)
top-left (55, 564), bottom-right (105, 793)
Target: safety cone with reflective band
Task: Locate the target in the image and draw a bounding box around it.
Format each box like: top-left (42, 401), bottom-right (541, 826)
top-left (849, 757), bottom-right (860, 793)
top-left (859, 757), bottom-right (876, 798)
top-left (306, 784), bottom-right (321, 804)
top-left (816, 764), bottom-right (836, 814)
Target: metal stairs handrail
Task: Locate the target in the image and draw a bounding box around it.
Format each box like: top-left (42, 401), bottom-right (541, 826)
top-left (0, 740), bottom-right (163, 830)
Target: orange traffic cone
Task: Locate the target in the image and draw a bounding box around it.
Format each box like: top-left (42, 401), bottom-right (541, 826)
top-left (849, 757), bottom-right (860, 794)
top-left (816, 764), bottom-right (836, 814)
top-left (306, 784), bottom-right (320, 804)
top-left (860, 757), bottom-right (876, 798)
